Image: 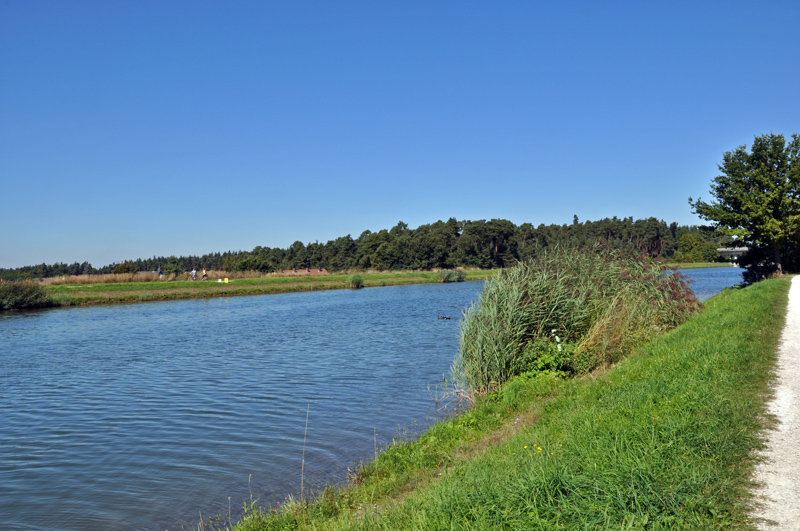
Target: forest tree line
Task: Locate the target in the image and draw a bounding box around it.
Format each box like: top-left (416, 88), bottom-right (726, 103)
top-left (0, 216), bottom-right (726, 281)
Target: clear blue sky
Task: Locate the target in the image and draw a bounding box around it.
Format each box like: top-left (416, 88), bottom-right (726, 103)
top-left (1, 1), bottom-right (798, 269)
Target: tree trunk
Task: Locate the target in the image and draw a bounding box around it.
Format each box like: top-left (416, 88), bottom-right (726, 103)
top-left (774, 247), bottom-right (783, 275)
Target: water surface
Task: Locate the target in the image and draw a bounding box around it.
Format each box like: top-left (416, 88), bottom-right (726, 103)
top-left (679, 265), bottom-right (744, 301)
top-left (1, 282), bottom-right (480, 531)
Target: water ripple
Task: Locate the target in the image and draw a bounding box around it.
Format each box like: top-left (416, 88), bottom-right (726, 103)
top-left (1, 282), bottom-right (479, 531)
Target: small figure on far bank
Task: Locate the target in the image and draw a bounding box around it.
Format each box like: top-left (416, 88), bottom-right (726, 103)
top-left (202, 268), bottom-right (207, 281)
top-left (191, 268), bottom-right (197, 281)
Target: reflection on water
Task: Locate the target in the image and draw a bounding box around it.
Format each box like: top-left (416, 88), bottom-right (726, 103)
top-left (0, 267), bottom-right (741, 530)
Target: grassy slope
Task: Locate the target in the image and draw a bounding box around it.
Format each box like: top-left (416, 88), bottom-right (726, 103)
top-left (44, 271), bottom-right (496, 307)
top-left (221, 276), bottom-right (789, 531)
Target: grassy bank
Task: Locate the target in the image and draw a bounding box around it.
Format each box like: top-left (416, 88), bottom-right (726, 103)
top-left (210, 276), bottom-right (789, 530)
top-left (28, 270), bottom-right (496, 309)
top-left (670, 262), bottom-right (735, 269)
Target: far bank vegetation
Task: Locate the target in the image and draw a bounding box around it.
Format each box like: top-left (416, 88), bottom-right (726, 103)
top-left (2, 216), bottom-right (731, 282)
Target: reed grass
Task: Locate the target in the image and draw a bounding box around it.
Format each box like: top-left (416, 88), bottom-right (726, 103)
top-left (453, 245), bottom-right (698, 394)
top-left (346, 275), bottom-right (364, 289)
top-left (208, 270), bottom-right (267, 280)
top-left (44, 272), bottom-right (160, 284)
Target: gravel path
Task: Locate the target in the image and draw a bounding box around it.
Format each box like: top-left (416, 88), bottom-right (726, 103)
top-left (751, 275), bottom-right (800, 530)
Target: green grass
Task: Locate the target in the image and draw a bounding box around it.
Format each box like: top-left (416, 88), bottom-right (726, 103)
top-left (40, 270), bottom-right (497, 308)
top-left (669, 262), bottom-right (735, 269)
top-left (208, 276), bottom-right (789, 531)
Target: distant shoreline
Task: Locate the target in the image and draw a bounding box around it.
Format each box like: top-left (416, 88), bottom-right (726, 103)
top-left (41, 270), bottom-right (498, 309)
top-left (670, 262), bottom-right (736, 269)
top-left (4, 262), bottom-right (731, 311)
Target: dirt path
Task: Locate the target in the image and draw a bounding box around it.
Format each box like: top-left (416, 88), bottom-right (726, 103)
top-left (751, 275), bottom-right (800, 530)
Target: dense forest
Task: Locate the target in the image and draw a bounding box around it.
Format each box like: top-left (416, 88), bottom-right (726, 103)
top-left (0, 216), bottom-right (727, 281)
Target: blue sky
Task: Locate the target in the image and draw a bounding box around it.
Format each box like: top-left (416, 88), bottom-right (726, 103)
top-left (1, 1), bottom-right (798, 269)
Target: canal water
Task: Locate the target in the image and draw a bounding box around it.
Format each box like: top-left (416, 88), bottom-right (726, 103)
top-left (678, 265), bottom-right (745, 302)
top-left (0, 268), bottom-right (742, 530)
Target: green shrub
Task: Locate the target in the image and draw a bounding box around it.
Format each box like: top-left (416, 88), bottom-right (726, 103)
top-left (0, 281), bottom-right (53, 310)
top-left (112, 262), bottom-right (137, 274)
top-left (161, 256), bottom-right (183, 277)
top-left (437, 269), bottom-right (467, 283)
top-left (517, 336), bottom-right (574, 376)
top-left (346, 274), bottom-right (364, 289)
top-left (453, 244), bottom-right (698, 393)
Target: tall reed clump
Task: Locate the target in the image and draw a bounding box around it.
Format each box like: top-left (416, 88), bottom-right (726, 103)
top-left (346, 274), bottom-right (364, 289)
top-left (0, 281), bottom-right (53, 310)
top-left (44, 272), bottom-right (160, 285)
top-left (437, 269), bottom-right (467, 283)
top-left (452, 244), bottom-right (698, 394)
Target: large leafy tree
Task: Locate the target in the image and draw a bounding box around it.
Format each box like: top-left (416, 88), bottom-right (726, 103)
top-left (690, 133), bottom-right (800, 274)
